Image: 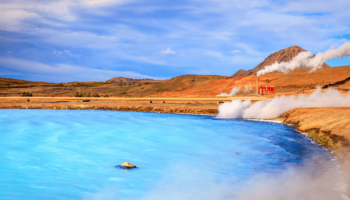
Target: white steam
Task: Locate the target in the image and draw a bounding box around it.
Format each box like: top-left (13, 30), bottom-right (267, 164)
top-left (257, 42), bottom-right (350, 76)
top-left (235, 160), bottom-right (350, 200)
top-left (243, 86), bottom-right (252, 93)
top-left (218, 87), bottom-right (350, 119)
top-left (216, 87), bottom-right (240, 97)
top-left (216, 86), bottom-right (253, 97)
top-left (140, 159), bottom-right (350, 200)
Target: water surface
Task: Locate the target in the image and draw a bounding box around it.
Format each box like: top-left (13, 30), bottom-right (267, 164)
top-left (0, 110), bottom-right (334, 199)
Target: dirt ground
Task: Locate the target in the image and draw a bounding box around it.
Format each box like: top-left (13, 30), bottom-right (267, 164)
top-left (283, 107), bottom-right (350, 155)
top-left (0, 100), bottom-right (220, 115)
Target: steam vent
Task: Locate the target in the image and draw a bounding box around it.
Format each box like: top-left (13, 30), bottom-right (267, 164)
top-left (116, 162), bottom-right (137, 169)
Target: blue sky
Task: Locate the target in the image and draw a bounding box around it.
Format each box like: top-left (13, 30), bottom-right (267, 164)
top-left (0, 0), bottom-right (349, 82)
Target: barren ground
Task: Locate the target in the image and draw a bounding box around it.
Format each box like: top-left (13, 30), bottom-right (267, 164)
top-left (2, 66), bottom-right (349, 98)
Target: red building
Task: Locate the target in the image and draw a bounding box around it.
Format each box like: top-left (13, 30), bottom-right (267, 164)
top-left (259, 86), bottom-right (274, 95)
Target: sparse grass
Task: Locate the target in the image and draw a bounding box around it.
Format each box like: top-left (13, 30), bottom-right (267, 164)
top-left (75, 92), bottom-right (91, 97)
top-left (308, 130), bottom-right (334, 147)
top-left (21, 92), bottom-right (33, 97)
top-left (51, 82), bottom-right (111, 88)
top-left (307, 130), bottom-right (344, 153)
top-left (156, 88), bottom-right (168, 92)
top-left (119, 88), bottom-right (131, 92)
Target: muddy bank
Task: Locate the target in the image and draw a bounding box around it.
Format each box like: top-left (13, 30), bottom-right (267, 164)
top-left (283, 107), bottom-right (350, 155)
top-left (0, 102), bottom-right (218, 115)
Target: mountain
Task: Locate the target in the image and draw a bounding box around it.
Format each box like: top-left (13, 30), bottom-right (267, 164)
top-left (106, 77), bottom-right (164, 83)
top-left (232, 46), bottom-right (330, 77)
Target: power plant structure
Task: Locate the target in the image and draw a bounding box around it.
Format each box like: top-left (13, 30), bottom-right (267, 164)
top-left (256, 75), bottom-right (275, 95)
top-left (256, 76), bottom-right (259, 95)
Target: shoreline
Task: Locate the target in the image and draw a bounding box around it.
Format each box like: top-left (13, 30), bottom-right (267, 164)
top-left (0, 101), bottom-right (219, 115)
top-left (282, 108), bottom-right (350, 159)
top-left (1, 100), bottom-right (349, 158)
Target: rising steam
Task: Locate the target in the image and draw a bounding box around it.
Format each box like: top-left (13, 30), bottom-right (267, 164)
top-left (216, 87), bottom-right (240, 97)
top-left (243, 86), bottom-right (252, 93)
top-left (138, 158), bottom-right (350, 200)
top-left (218, 87), bottom-right (350, 119)
top-left (257, 42), bottom-right (350, 76)
top-left (216, 86), bottom-right (253, 97)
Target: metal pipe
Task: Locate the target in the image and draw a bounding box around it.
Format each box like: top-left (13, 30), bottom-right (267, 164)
top-left (256, 76), bottom-right (259, 95)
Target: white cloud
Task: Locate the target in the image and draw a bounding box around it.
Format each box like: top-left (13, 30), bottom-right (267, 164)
top-left (53, 50), bottom-right (71, 57)
top-left (0, 57), bottom-right (161, 81)
top-left (159, 47), bottom-right (176, 55)
top-left (0, 0), bottom-right (134, 32)
top-left (81, 0), bottom-right (129, 6)
top-left (1, 0), bottom-right (350, 77)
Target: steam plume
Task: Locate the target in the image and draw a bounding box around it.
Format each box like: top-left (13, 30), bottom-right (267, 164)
top-left (257, 42), bottom-right (350, 76)
top-left (216, 87), bottom-right (240, 97)
top-left (139, 159), bottom-right (350, 200)
top-left (236, 160), bottom-right (350, 200)
top-left (243, 86), bottom-right (252, 93)
top-left (216, 86), bottom-right (253, 97)
top-left (218, 87), bottom-right (350, 119)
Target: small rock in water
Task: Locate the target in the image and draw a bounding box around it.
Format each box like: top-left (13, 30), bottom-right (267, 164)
top-left (116, 162), bottom-right (137, 169)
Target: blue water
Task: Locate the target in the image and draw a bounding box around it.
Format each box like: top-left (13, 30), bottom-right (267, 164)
top-left (0, 110), bottom-right (334, 199)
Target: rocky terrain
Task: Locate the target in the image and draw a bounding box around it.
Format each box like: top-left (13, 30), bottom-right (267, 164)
top-left (283, 107), bottom-right (350, 155)
top-left (154, 65), bottom-right (350, 97)
top-left (232, 46), bottom-right (330, 77)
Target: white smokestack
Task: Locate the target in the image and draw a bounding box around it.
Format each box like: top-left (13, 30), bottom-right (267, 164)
top-left (257, 42), bottom-right (350, 77)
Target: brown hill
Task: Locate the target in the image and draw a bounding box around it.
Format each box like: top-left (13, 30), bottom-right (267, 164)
top-left (0, 78), bottom-right (55, 88)
top-left (107, 77), bottom-right (164, 83)
top-left (0, 75), bottom-right (227, 97)
top-left (154, 66), bottom-right (350, 97)
top-left (130, 75), bottom-right (227, 96)
top-left (232, 46), bottom-right (330, 77)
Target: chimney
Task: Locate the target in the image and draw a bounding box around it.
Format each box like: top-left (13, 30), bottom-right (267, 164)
top-left (256, 76), bottom-right (259, 95)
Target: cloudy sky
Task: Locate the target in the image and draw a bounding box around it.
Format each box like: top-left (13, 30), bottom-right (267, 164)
top-left (0, 0), bottom-right (349, 82)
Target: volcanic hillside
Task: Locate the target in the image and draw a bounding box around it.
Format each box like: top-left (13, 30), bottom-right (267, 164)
top-left (0, 78), bottom-right (55, 88)
top-left (232, 46), bottom-right (330, 77)
top-left (126, 75), bottom-right (226, 96)
top-left (154, 65), bottom-right (350, 97)
top-left (0, 75), bottom-right (226, 97)
top-left (107, 77), bottom-right (164, 84)
top-left (1, 46), bottom-right (349, 98)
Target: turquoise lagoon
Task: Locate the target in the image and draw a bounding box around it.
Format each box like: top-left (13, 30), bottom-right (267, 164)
top-left (0, 109), bottom-right (335, 199)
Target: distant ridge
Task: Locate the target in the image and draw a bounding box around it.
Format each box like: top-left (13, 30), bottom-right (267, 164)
top-left (232, 46), bottom-right (330, 77)
top-left (106, 77), bottom-right (164, 83)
